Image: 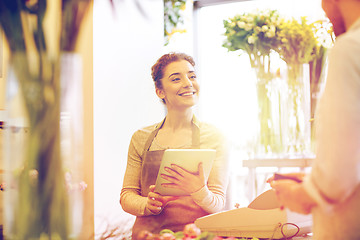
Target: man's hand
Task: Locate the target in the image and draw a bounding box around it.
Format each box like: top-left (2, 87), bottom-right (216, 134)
top-left (267, 172), bottom-right (306, 183)
top-left (269, 179), bottom-right (316, 214)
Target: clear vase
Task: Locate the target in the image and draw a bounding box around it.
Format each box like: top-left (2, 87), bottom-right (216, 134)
top-left (3, 52), bottom-right (84, 239)
top-left (251, 54), bottom-right (284, 158)
top-left (284, 63), bottom-right (312, 156)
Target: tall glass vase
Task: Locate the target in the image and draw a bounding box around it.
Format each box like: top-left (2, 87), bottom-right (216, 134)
top-left (251, 54), bottom-right (284, 157)
top-left (3, 52), bottom-right (84, 239)
top-left (284, 63), bottom-right (312, 156)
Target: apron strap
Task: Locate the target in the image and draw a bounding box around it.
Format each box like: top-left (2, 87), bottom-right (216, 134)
top-left (141, 119), bottom-right (165, 159)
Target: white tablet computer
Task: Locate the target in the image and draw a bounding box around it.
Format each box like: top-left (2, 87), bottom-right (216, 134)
top-left (154, 149), bottom-right (216, 196)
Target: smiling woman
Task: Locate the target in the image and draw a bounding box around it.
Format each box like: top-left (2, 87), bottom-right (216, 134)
top-left (120, 52), bottom-right (230, 240)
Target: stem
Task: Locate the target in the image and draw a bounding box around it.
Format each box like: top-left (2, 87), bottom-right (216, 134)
top-left (287, 63), bottom-right (306, 153)
top-left (11, 54), bottom-right (69, 239)
top-left (253, 54), bottom-right (282, 155)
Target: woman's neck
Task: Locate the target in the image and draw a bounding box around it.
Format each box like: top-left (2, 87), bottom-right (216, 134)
top-left (163, 109), bottom-right (193, 131)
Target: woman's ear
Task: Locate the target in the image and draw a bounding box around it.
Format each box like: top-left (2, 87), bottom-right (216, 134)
top-left (156, 88), bottom-right (165, 101)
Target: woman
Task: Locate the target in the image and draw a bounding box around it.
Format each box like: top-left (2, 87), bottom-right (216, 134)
top-left (120, 52), bottom-right (229, 239)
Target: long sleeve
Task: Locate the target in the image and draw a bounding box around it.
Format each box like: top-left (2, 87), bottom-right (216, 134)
top-left (120, 126), bottom-right (155, 216)
top-left (191, 122), bottom-right (230, 213)
top-left (303, 25), bottom-right (360, 208)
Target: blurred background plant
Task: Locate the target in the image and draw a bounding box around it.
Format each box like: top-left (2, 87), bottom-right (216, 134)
top-left (0, 0), bottom-right (98, 239)
top-left (164, 0), bottom-right (187, 45)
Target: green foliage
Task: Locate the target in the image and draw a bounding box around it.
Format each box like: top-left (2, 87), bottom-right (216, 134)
top-left (164, 0), bottom-right (187, 45)
top-left (223, 9), bottom-right (283, 57)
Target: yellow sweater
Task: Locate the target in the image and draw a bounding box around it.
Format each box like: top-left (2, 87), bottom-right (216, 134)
top-left (120, 117), bottom-right (230, 216)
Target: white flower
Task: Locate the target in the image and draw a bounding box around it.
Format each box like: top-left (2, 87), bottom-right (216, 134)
top-left (270, 16), bottom-right (277, 23)
top-left (262, 25), bottom-right (269, 32)
top-left (248, 35), bottom-right (256, 44)
top-left (255, 26), bottom-right (261, 33)
top-left (265, 25), bottom-right (276, 38)
top-left (245, 23), bottom-right (253, 31)
top-left (265, 30), bottom-right (275, 38)
top-left (237, 21), bottom-right (246, 29)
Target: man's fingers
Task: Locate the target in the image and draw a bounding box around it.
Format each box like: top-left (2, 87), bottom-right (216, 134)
top-left (149, 185), bottom-right (156, 192)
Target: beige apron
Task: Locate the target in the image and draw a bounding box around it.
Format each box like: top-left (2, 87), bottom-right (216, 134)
top-left (131, 119), bottom-right (208, 239)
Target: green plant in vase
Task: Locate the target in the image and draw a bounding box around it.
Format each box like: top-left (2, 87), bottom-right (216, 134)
top-left (0, 0), bottom-right (93, 239)
top-left (275, 16), bottom-right (319, 154)
top-left (223, 9), bottom-right (284, 155)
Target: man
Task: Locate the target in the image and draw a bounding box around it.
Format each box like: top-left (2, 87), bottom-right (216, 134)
top-left (269, 0), bottom-right (360, 239)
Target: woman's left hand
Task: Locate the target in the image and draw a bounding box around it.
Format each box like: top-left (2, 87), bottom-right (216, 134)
top-left (161, 162), bottom-right (206, 194)
top-left (270, 179), bottom-right (316, 214)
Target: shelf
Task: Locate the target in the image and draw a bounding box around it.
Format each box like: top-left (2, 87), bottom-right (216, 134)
top-left (242, 158), bottom-right (314, 168)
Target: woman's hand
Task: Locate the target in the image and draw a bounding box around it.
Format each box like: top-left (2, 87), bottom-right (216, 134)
top-left (145, 185), bottom-right (178, 215)
top-left (160, 162), bottom-right (206, 194)
top-left (269, 179), bottom-right (316, 214)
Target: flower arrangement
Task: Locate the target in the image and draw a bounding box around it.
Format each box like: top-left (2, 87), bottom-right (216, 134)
top-left (223, 9), bottom-right (283, 78)
top-left (223, 9), bottom-right (333, 155)
top-left (223, 10), bottom-right (332, 73)
top-left (223, 9), bottom-right (285, 154)
top-left (276, 16), bottom-right (333, 153)
top-left (276, 16), bottom-right (318, 65)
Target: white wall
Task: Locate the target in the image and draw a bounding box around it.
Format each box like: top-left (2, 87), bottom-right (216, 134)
top-left (93, 0), bottom-right (165, 235)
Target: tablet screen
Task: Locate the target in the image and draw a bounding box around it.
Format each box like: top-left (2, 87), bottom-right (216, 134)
top-left (154, 149), bottom-right (216, 196)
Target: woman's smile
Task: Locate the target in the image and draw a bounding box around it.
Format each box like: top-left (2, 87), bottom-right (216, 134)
top-left (178, 90), bottom-right (196, 97)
